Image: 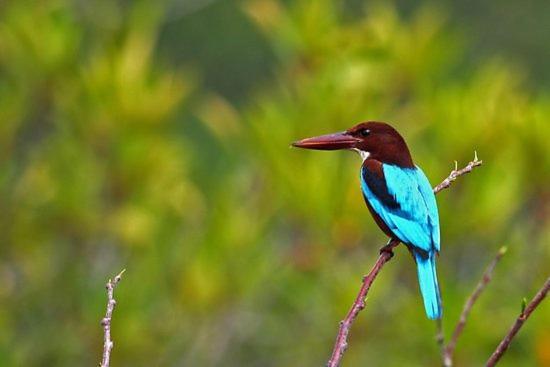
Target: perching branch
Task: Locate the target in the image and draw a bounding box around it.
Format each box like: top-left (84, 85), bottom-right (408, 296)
top-left (327, 238), bottom-right (400, 367)
top-left (486, 277), bottom-right (550, 367)
top-left (442, 246), bottom-right (507, 367)
top-left (326, 153), bottom-right (483, 367)
top-left (100, 269), bottom-right (125, 367)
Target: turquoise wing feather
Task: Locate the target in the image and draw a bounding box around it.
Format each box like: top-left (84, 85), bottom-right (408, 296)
top-left (360, 164), bottom-right (440, 253)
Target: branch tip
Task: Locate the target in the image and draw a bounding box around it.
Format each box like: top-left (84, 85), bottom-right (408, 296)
top-left (114, 269), bottom-right (126, 283)
top-left (100, 270), bottom-right (125, 367)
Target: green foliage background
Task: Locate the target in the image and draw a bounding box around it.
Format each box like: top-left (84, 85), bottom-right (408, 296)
top-left (0, 0), bottom-right (549, 366)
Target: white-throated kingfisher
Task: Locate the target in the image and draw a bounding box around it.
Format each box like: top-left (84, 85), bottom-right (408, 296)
top-left (292, 121), bottom-right (442, 319)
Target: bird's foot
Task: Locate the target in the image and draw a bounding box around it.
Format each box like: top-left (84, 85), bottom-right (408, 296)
top-left (379, 245), bottom-right (395, 258)
top-left (379, 239), bottom-right (399, 258)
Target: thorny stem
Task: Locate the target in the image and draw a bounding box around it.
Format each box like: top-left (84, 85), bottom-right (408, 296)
top-left (326, 153), bottom-right (482, 367)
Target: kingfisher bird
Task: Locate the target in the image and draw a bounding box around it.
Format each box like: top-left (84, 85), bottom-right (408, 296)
top-left (292, 121), bottom-right (442, 319)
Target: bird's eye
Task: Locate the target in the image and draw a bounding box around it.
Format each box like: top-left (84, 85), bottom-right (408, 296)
top-left (359, 128), bottom-right (370, 137)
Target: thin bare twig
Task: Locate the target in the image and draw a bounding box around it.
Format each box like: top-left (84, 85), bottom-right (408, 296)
top-left (486, 277), bottom-right (550, 367)
top-left (433, 151), bottom-right (482, 194)
top-left (442, 246), bottom-right (507, 367)
top-left (326, 153), bottom-right (483, 367)
top-left (100, 269), bottom-right (126, 367)
top-left (436, 318), bottom-right (445, 360)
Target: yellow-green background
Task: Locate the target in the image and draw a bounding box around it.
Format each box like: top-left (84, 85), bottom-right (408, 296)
top-left (0, 1), bottom-right (549, 366)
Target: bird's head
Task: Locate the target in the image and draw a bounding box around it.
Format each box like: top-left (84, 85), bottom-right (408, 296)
top-left (292, 121), bottom-right (414, 167)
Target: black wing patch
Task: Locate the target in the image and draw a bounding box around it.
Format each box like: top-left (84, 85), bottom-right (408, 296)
top-left (361, 164), bottom-right (400, 210)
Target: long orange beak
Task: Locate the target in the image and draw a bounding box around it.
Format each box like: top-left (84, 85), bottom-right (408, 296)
top-left (291, 131), bottom-right (360, 150)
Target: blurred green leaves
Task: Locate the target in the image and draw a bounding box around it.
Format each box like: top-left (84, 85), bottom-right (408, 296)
top-left (0, 0), bottom-right (548, 366)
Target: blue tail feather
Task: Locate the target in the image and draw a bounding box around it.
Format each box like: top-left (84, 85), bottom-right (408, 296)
top-left (414, 251), bottom-right (442, 320)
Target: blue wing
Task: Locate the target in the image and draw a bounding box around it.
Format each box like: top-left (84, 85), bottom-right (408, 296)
top-left (360, 163), bottom-right (440, 253)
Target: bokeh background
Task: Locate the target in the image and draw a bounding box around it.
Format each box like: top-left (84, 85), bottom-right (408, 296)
top-left (0, 0), bottom-right (549, 366)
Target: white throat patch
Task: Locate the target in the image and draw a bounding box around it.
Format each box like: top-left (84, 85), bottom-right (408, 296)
top-left (352, 149), bottom-right (370, 161)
